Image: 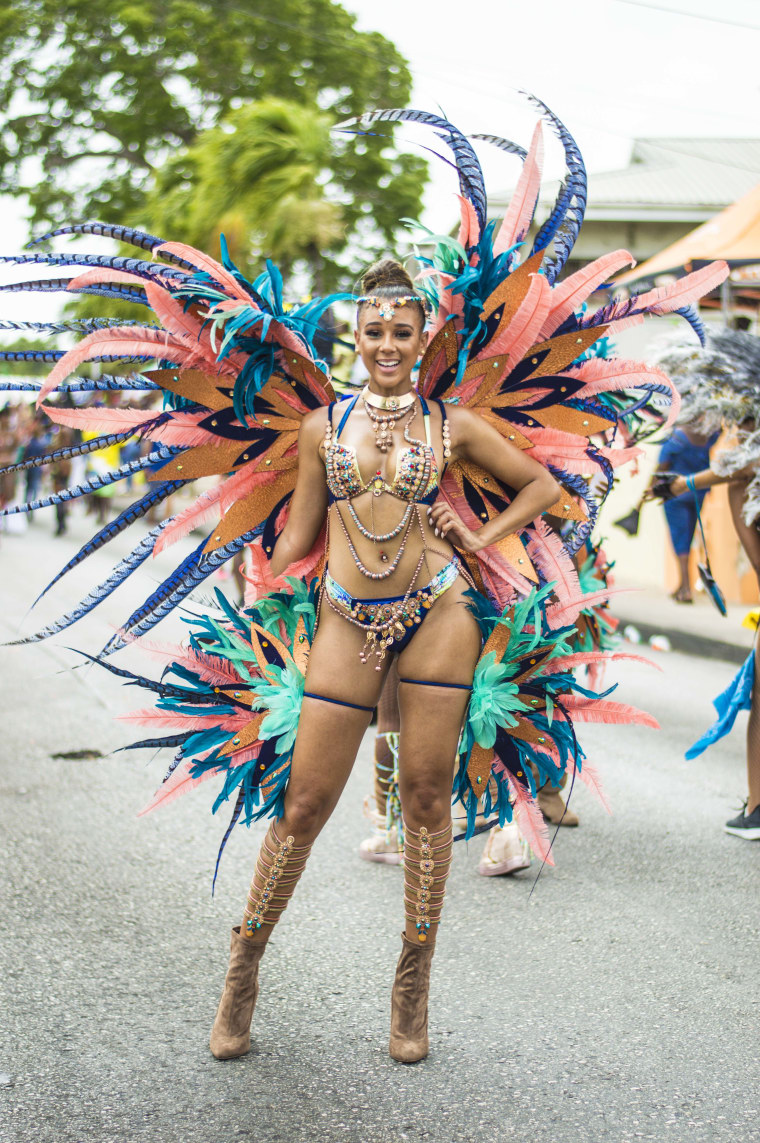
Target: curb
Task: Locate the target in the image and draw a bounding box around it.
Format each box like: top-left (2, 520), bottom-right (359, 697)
top-left (615, 614), bottom-right (750, 666)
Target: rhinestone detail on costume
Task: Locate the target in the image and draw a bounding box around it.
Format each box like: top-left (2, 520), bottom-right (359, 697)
top-left (245, 834), bottom-right (294, 933)
top-left (415, 827), bottom-right (433, 942)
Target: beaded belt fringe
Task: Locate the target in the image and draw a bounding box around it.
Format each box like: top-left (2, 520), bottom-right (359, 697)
top-left (323, 558), bottom-right (461, 668)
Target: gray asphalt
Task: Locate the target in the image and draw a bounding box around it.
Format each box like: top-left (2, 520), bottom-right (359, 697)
top-left (1, 508), bottom-right (758, 1143)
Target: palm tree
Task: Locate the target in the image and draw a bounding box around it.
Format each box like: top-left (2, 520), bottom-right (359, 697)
top-left (141, 98), bottom-right (344, 285)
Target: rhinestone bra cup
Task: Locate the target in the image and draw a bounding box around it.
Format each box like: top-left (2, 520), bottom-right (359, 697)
top-left (325, 437), bottom-right (439, 504)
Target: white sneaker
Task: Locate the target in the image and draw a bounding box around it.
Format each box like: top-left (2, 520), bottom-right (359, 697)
top-left (477, 822), bottom-right (531, 877)
top-left (358, 825), bottom-right (403, 865)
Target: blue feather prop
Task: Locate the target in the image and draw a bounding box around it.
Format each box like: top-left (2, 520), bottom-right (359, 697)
top-left (0, 429), bottom-right (142, 477)
top-left (26, 221), bottom-right (196, 270)
top-left (7, 523), bottom-right (170, 645)
top-left (0, 252), bottom-right (184, 282)
top-left (34, 480), bottom-right (187, 605)
top-left (0, 444), bottom-right (181, 516)
top-left (338, 108), bottom-right (487, 233)
top-left (99, 528), bottom-right (264, 657)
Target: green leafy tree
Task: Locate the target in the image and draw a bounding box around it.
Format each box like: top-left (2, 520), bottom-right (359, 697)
top-left (0, 0), bottom-right (427, 268)
top-left (141, 97), bottom-right (412, 290)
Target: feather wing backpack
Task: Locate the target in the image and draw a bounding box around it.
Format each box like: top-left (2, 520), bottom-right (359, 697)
top-left (0, 99), bottom-right (727, 874)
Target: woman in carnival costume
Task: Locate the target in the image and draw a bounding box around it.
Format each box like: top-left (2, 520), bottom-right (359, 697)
top-left (654, 330), bottom-right (760, 840)
top-left (0, 102), bottom-right (726, 1062)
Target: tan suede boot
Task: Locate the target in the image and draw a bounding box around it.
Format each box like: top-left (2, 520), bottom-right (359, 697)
top-left (209, 927), bottom-right (267, 1060)
top-left (389, 934), bottom-right (435, 1063)
top-left (537, 781), bottom-right (580, 827)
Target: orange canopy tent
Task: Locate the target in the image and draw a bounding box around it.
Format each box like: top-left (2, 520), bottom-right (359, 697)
top-left (616, 180), bottom-right (760, 287)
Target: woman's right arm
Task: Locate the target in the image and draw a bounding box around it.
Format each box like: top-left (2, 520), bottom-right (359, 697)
top-left (269, 409), bottom-right (329, 578)
top-left (669, 466), bottom-right (754, 496)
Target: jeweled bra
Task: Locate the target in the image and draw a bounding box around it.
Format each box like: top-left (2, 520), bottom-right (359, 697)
top-left (323, 392), bottom-right (446, 506)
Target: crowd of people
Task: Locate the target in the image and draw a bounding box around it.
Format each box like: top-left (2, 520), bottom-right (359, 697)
top-left (0, 392), bottom-right (165, 537)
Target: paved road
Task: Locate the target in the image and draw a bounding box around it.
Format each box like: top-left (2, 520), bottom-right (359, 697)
top-left (1, 510), bottom-right (758, 1143)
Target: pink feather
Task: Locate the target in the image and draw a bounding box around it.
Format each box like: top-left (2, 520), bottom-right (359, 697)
top-left (155, 467), bottom-right (285, 554)
top-left (170, 647), bottom-right (253, 688)
top-left (558, 695), bottom-right (660, 730)
top-left (155, 241), bottom-right (251, 302)
top-left (572, 357), bottom-right (673, 400)
top-left (138, 756), bottom-right (220, 816)
top-left (42, 403), bottom-right (217, 448)
top-left (424, 275), bottom-right (464, 347)
top-left (625, 260), bottom-right (729, 317)
top-left (498, 769), bottom-right (553, 864)
top-left (477, 271), bottom-right (551, 365)
top-left (68, 267), bottom-right (180, 291)
top-left (524, 427), bottom-right (642, 472)
top-left (591, 261), bottom-right (728, 334)
top-left (154, 485), bottom-right (222, 554)
top-left (439, 472), bottom-right (533, 596)
top-left (242, 528), bottom-right (325, 605)
top-left (526, 519), bottom-right (581, 619)
top-left (495, 122), bottom-right (544, 254)
top-left (576, 758), bottom-right (611, 813)
top-left (43, 405), bottom-right (160, 433)
top-left (37, 326), bottom-right (189, 403)
top-left (538, 250), bottom-right (635, 339)
top-left (455, 194), bottom-right (481, 249)
top-left (536, 650), bottom-right (661, 674)
top-left (543, 588), bottom-right (629, 628)
top-left (117, 709), bottom-right (249, 731)
top-left (142, 280), bottom-right (220, 368)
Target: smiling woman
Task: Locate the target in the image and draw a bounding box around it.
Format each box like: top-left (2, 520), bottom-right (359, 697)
top-left (0, 100), bottom-right (724, 1070)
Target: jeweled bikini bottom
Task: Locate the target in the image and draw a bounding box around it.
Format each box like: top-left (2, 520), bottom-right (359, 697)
top-left (324, 557), bottom-right (461, 661)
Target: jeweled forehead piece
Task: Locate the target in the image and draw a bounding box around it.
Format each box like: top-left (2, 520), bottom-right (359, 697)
top-left (356, 294), bottom-right (422, 321)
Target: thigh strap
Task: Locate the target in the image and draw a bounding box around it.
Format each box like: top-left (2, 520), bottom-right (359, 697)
top-left (303, 690), bottom-right (374, 713)
top-left (398, 677), bottom-right (472, 691)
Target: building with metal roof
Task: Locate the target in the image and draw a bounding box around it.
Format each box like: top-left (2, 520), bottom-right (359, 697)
top-left (489, 138), bottom-right (760, 269)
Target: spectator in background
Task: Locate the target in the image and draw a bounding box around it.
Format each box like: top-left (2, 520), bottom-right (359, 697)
top-left (655, 423), bottom-right (719, 603)
top-left (50, 427), bottom-right (76, 536)
top-left (22, 424), bottom-right (49, 506)
top-left (0, 406), bottom-right (19, 509)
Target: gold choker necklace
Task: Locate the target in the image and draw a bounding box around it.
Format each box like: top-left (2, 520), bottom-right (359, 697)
top-left (361, 385), bottom-right (416, 413)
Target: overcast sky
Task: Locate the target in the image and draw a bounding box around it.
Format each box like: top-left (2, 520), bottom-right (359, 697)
top-left (1, 0), bottom-right (759, 322)
top-left (344, 0), bottom-right (760, 228)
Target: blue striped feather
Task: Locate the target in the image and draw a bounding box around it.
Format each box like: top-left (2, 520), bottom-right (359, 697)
top-left (526, 96), bottom-right (587, 282)
top-left (26, 221), bottom-right (196, 269)
top-left (0, 252), bottom-right (184, 282)
top-left (0, 429), bottom-right (143, 477)
top-left (7, 523), bottom-right (170, 645)
top-left (34, 480), bottom-right (187, 604)
top-left (0, 350), bottom-right (157, 365)
top-left (70, 649), bottom-right (228, 704)
top-left (546, 464), bottom-right (600, 555)
top-left (0, 318), bottom-right (159, 335)
top-left (0, 278), bottom-right (150, 304)
top-left (339, 108), bottom-right (487, 233)
top-left (674, 305), bottom-right (707, 346)
top-left (116, 732), bottom-right (195, 752)
top-left (99, 528), bottom-right (263, 657)
top-left (469, 133), bottom-right (527, 161)
top-left (0, 376), bottom-right (158, 393)
top-left (0, 444), bottom-right (182, 515)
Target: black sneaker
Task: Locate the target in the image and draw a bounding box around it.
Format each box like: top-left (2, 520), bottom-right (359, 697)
top-left (724, 803), bottom-right (760, 840)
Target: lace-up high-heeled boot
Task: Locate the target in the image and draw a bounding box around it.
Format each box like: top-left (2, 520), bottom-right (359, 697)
top-left (209, 824), bottom-right (312, 1060)
top-left (389, 821), bottom-right (452, 1063)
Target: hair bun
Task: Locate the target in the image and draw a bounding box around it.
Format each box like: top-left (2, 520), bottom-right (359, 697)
top-left (361, 258), bottom-right (415, 294)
